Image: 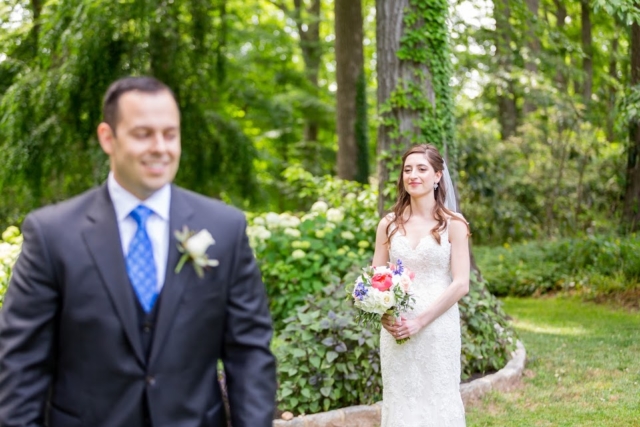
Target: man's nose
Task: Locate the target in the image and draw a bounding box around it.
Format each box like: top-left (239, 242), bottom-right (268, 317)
top-left (151, 133), bottom-right (168, 151)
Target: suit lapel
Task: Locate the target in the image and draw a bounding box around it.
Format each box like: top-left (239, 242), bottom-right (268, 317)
top-left (82, 185), bottom-right (145, 365)
top-left (149, 186), bottom-right (195, 367)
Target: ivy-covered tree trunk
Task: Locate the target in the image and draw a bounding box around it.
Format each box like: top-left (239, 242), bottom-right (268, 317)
top-left (375, 0), bottom-right (454, 216)
top-left (335, 0), bottom-right (368, 183)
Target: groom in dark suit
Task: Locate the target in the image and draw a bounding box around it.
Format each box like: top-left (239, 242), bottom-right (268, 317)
top-left (0, 76), bottom-right (276, 427)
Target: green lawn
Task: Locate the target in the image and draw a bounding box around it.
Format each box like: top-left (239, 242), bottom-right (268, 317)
top-left (466, 297), bottom-right (640, 427)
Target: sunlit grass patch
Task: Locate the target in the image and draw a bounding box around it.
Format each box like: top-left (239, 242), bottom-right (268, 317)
top-left (466, 297), bottom-right (640, 427)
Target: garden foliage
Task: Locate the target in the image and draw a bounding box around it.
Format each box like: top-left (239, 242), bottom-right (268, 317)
top-left (274, 283), bottom-right (382, 415)
top-left (476, 234), bottom-right (640, 297)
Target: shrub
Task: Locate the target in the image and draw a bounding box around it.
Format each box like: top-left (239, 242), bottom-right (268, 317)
top-left (247, 167), bottom-right (378, 325)
top-left (476, 234), bottom-right (640, 297)
top-left (274, 282), bottom-right (382, 415)
top-left (274, 275), bottom-right (517, 416)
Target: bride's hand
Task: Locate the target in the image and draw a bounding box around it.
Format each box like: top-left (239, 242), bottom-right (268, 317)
top-left (399, 316), bottom-right (424, 338)
top-left (381, 313), bottom-right (401, 335)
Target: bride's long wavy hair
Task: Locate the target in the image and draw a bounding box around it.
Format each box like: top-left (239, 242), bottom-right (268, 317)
top-left (386, 144), bottom-right (469, 245)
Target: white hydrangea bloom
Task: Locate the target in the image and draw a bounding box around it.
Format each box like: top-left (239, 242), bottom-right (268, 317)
top-left (291, 249), bottom-right (306, 259)
top-left (284, 228), bottom-right (301, 238)
top-left (326, 208), bottom-right (344, 223)
top-left (341, 231), bottom-right (355, 240)
top-left (310, 201), bottom-right (329, 213)
top-left (279, 214), bottom-right (301, 228)
top-left (265, 212), bottom-right (281, 227)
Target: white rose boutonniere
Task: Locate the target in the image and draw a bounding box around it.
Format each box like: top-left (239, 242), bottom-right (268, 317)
top-left (174, 226), bottom-right (220, 278)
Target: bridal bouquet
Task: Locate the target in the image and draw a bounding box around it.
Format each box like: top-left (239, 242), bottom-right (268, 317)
top-left (349, 259), bottom-right (415, 344)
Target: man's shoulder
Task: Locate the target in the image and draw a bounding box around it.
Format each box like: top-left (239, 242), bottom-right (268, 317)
top-left (27, 186), bottom-right (104, 225)
top-left (173, 186), bottom-right (246, 222)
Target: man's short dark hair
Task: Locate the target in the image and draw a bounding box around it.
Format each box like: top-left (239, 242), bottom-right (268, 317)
top-left (102, 76), bottom-right (178, 134)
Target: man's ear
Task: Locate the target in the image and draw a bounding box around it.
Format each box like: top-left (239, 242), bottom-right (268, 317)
top-left (97, 122), bottom-right (115, 155)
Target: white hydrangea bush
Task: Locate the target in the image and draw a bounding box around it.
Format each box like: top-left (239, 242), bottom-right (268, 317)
top-left (0, 226), bottom-right (23, 307)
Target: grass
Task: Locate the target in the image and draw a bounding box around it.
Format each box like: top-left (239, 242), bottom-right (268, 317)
top-left (466, 297), bottom-right (640, 427)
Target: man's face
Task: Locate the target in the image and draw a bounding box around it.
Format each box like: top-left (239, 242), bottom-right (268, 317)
top-left (98, 90), bottom-right (181, 200)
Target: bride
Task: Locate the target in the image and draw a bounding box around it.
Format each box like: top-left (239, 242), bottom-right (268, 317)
top-left (371, 144), bottom-right (470, 426)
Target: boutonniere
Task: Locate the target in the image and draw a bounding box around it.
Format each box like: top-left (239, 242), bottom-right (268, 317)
top-left (174, 226), bottom-right (220, 278)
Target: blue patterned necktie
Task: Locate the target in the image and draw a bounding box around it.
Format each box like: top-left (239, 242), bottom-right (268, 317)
top-left (126, 205), bottom-right (158, 313)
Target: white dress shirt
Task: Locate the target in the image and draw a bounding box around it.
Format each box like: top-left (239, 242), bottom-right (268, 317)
top-left (107, 173), bottom-right (171, 292)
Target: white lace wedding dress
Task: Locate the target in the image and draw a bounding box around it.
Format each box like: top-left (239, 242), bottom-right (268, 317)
top-left (380, 224), bottom-right (466, 427)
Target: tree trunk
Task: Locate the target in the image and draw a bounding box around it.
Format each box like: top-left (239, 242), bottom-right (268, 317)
top-left (335, 0), bottom-right (368, 182)
top-left (607, 36), bottom-right (619, 142)
top-left (29, 0), bottom-right (42, 56)
top-left (554, 0), bottom-right (568, 92)
top-left (149, 1), bottom-right (180, 99)
top-left (523, 0), bottom-right (539, 115)
top-left (580, 0), bottom-right (592, 105)
top-left (494, 0), bottom-right (518, 140)
top-left (294, 0), bottom-right (323, 173)
top-left (375, 0), bottom-right (452, 215)
top-left (624, 19), bottom-right (640, 232)
top-left (269, 0), bottom-right (324, 173)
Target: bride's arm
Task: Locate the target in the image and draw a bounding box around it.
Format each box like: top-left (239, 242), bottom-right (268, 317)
top-left (401, 218), bottom-right (470, 336)
top-left (371, 216), bottom-right (391, 267)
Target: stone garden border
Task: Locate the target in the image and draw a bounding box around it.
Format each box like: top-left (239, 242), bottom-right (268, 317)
top-left (273, 340), bottom-right (526, 427)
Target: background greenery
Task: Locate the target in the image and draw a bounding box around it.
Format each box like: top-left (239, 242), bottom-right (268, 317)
top-left (2, 0), bottom-right (640, 419)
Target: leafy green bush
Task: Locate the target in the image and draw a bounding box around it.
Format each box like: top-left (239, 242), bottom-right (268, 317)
top-left (476, 234), bottom-right (640, 297)
top-left (247, 166), bottom-right (378, 325)
top-left (274, 275), bottom-right (517, 416)
top-left (274, 283), bottom-right (382, 415)
top-left (0, 226), bottom-right (22, 308)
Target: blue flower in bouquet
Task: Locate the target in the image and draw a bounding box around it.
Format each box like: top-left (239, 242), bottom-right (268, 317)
top-left (353, 280), bottom-right (368, 301)
top-left (392, 259), bottom-right (404, 276)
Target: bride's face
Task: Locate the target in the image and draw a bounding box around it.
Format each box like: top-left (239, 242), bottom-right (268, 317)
top-left (402, 153), bottom-right (441, 197)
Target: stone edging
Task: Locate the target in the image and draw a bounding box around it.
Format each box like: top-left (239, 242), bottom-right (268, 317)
top-left (273, 340), bottom-right (526, 427)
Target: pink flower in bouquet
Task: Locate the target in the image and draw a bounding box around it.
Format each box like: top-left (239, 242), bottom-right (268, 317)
top-left (371, 271), bottom-right (393, 291)
top-left (399, 275), bottom-right (411, 292)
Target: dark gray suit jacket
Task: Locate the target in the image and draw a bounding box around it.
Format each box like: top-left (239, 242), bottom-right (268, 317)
top-left (0, 185), bottom-right (277, 427)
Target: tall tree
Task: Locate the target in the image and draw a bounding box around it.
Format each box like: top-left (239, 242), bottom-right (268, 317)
top-left (625, 16), bottom-right (640, 231)
top-left (269, 0), bottom-right (325, 172)
top-left (494, 0), bottom-right (518, 140)
top-left (523, 0), bottom-right (540, 114)
top-left (376, 0), bottom-right (454, 215)
top-left (335, 0), bottom-right (368, 182)
top-left (579, 0), bottom-right (593, 105)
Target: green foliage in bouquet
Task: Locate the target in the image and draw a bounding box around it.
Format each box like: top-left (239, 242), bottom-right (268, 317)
top-left (274, 283), bottom-right (382, 415)
top-left (0, 226), bottom-right (22, 308)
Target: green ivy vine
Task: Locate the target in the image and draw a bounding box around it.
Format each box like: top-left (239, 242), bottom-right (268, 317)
top-left (378, 0), bottom-right (456, 210)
